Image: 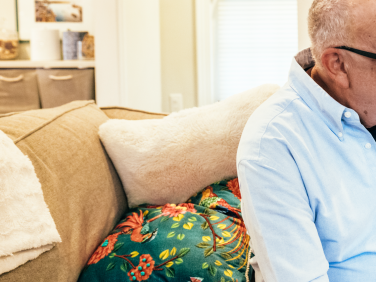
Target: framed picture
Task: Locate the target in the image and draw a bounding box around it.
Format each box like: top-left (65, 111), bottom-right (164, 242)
top-left (17, 0), bottom-right (94, 40)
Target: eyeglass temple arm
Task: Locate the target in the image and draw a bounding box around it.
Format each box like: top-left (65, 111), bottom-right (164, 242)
top-left (335, 46), bottom-right (376, 60)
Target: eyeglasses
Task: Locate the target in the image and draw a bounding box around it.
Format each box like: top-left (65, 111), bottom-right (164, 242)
top-left (335, 46), bottom-right (376, 60)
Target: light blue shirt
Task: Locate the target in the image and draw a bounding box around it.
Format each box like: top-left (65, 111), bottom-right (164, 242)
top-left (237, 49), bottom-right (376, 282)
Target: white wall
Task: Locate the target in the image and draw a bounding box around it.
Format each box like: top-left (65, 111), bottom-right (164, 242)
top-left (298, 0), bottom-right (314, 51)
top-left (95, 0), bottom-right (162, 113)
top-left (160, 0), bottom-right (196, 112)
top-left (120, 0), bottom-right (162, 112)
top-left (0, 0), bottom-right (16, 31)
top-left (94, 0), bottom-right (316, 110)
top-left (94, 0), bottom-right (121, 107)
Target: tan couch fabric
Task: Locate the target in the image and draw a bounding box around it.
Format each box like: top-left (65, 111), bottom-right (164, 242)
top-left (101, 106), bottom-right (167, 120)
top-left (0, 101), bottom-right (127, 282)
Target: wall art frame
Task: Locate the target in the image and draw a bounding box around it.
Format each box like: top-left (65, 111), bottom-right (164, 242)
top-left (17, 0), bottom-right (94, 40)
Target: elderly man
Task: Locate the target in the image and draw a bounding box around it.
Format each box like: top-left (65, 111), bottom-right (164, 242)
top-left (237, 0), bottom-right (376, 281)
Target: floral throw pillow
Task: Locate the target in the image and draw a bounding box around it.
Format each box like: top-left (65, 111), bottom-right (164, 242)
top-left (188, 178), bottom-right (242, 219)
top-left (78, 178), bottom-right (253, 282)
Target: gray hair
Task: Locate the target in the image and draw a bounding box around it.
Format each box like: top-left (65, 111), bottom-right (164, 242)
top-left (308, 0), bottom-right (353, 67)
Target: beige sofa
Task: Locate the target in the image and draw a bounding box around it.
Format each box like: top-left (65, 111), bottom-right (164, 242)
top-left (0, 100), bottom-right (166, 282)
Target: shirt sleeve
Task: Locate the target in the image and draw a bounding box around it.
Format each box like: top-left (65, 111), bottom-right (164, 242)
top-left (238, 156), bottom-right (329, 282)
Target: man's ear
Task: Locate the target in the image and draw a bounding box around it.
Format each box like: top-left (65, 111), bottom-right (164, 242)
top-left (321, 48), bottom-right (350, 89)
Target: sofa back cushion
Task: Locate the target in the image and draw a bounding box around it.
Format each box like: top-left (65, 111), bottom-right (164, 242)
top-left (0, 101), bottom-right (127, 282)
top-left (100, 106), bottom-right (167, 120)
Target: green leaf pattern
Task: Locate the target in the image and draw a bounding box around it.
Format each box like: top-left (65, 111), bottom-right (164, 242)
top-left (167, 231), bottom-right (175, 238)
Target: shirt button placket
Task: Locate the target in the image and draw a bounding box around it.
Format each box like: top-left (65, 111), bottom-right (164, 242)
top-left (365, 143), bottom-right (372, 149)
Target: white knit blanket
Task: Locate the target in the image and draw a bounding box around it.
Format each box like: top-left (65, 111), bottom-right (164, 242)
top-left (0, 130), bottom-right (61, 275)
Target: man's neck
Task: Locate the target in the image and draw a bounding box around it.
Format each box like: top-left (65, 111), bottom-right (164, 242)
top-left (308, 66), bottom-right (376, 128)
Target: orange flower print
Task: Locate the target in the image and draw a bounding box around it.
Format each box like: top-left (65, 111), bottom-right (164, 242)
top-left (178, 203), bottom-right (197, 213)
top-left (227, 178), bottom-right (241, 200)
top-left (127, 254), bottom-right (155, 281)
top-left (161, 203), bottom-right (197, 217)
top-left (116, 210), bottom-right (145, 242)
top-left (87, 233), bottom-right (120, 265)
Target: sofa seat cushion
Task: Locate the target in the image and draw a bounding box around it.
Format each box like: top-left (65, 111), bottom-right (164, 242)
top-left (78, 178), bottom-right (252, 282)
top-left (0, 101), bottom-right (127, 282)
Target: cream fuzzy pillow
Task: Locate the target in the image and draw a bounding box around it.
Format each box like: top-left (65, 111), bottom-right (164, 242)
top-left (99, 84), bottom-right (280, 207)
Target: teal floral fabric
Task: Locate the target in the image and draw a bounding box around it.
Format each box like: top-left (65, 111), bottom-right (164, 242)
top-left (78, 178), bottom-right (253, 282)
top-left (188, 178), bottom-right (242, 219)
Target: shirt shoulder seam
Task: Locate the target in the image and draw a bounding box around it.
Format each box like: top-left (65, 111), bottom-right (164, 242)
top-left (239, 96), bottom-right (301, 164)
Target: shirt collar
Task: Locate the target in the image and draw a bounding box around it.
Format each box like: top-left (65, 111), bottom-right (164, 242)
top-left (288, 48), bottom-right (349, 140)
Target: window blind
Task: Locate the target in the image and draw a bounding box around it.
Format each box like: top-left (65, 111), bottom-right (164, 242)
top-left (213, 0), bottom-right (298, 101)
